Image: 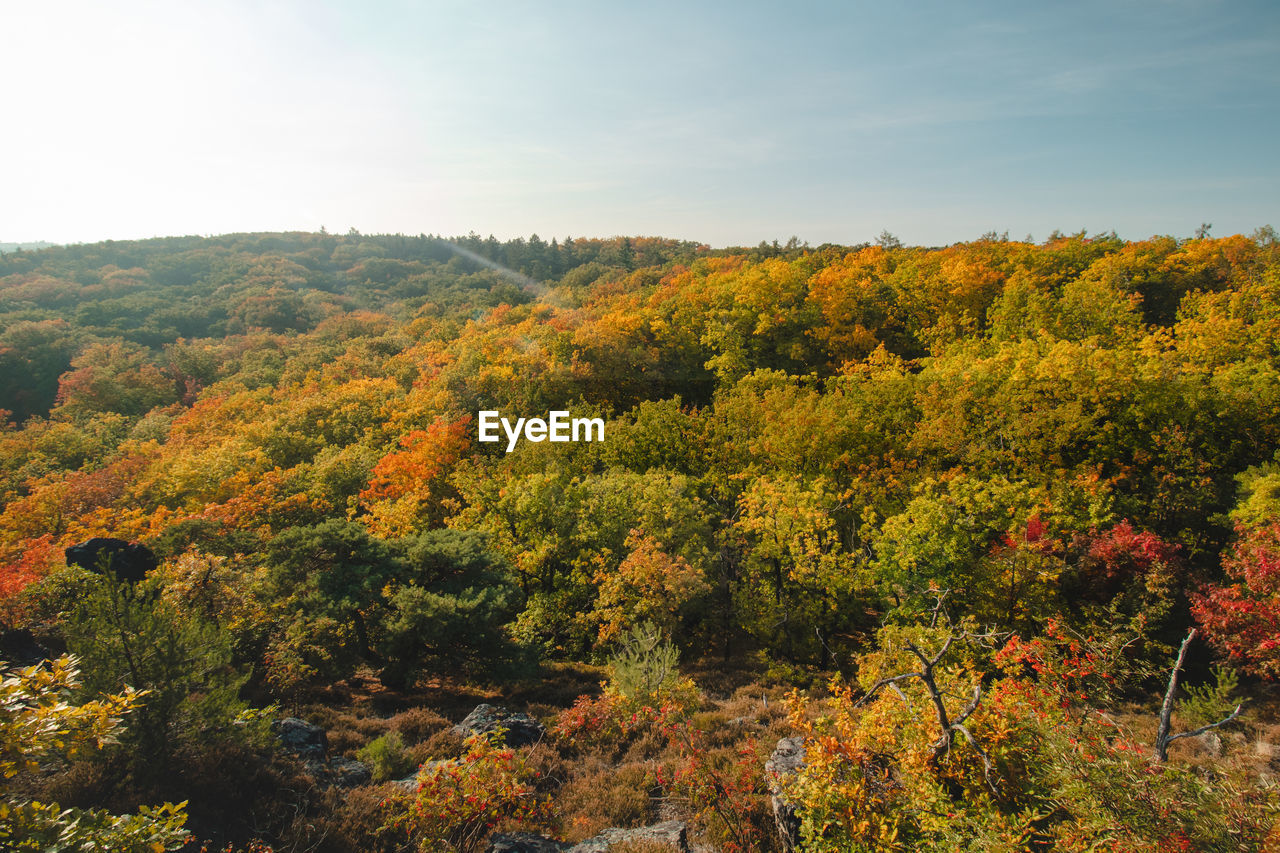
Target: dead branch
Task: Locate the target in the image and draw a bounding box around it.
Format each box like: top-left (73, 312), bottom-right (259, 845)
top-left (1153, 628), bottom-right (1244, 762)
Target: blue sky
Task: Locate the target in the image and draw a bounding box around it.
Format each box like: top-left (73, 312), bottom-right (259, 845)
top-left (4, 0), bottom-right (1277, 247)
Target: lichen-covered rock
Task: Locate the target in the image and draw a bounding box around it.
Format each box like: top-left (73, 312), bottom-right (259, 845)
top-left (487, 832), bottom-right (569, 853)
top-left (484, 821), bottom-right (689, 853)
top-left (765, 736), bottom-right (805, 853)
top-left (568, 820), bottom-right (689, 852)
top-left (454, 703), bottom-right (546, 747)
top-left (329, 756), bottom-right (372, 787)
top-left (273, 717), bottom-right (327, 760)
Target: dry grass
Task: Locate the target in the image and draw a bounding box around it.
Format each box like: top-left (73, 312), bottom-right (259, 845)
top-left (554, 759), bottom-right (659, 842)
top-left (389, 706), bottom-right (450, 743)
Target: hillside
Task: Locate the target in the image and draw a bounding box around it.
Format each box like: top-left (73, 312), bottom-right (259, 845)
top-left (3, 228), bottom-right (1280, 851)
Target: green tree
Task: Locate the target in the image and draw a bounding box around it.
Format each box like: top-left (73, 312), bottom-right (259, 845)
top-left (378, 529), bottom-right (524, 687)
top-left (64, 571), bottom-right (252, 780)
top-left (260, 520), bottom-right (398, 686)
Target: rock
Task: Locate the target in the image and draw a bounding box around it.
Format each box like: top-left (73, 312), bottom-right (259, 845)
top-left (1197, 732), bottom-right (1223, 758)
top-left (483, 821), bottom-right (689, 853)
top-left (0, 628), bottom-right (51, 668)
top-left (454, 703), bottom-right (546, 747)
top-left (394, 758), bottom-right (451, 791)
top-left (487, 833), bottom-right (569, 853)
top-left (329, 756), bottom-right (372, 787)
top-left (568, 821), bottom-right (689, 852)
top-left (273, 717), bottom-right (327, 760)
top-left (765, 736), bottom-right (805, 853)
top-left (65, 538), bottom-right (157, 583)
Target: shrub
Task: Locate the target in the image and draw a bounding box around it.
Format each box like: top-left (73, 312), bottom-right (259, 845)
top-left (63, 570), bottom-right (258, 781)
top-left (1193, 522), bottom-right (1280, 677)
top-left (390, 706), bottom-right (449, 743)
top-left (660, 725), bottom-right (773, 853)
top-left (0, 655), bottom-right (188, 851)
top-left (390, 732), bottom-right (552, 852)
top-left (783, 620), bottom-right (1279, 851)
top-left (606, 622), bottom-right (699, 712)
top-left (357, 730), bottom-right (415, 783)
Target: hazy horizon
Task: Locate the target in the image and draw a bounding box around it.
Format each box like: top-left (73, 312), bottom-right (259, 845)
top-left (5, 0), bottom-right (1277, 248)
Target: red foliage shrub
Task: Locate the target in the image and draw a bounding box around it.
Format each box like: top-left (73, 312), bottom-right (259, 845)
top-left (1192, 522), bottom-right (1280, 677)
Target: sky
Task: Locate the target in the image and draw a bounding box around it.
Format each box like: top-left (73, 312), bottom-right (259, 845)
top-left (3, 0), bottom-right (1278, 248)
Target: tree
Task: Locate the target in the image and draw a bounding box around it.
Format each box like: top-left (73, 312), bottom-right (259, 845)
top-left (53, 341), bottom-right (177, 419)
top-left (261, 520), bottom-right (398, 686)
top-left (1192, 522), bottom-right (1280, 677)
top-left (378, 529), bottom-right (524, 688)
top-left (591, 529), bottom-right (708, 644)
top-left (63, 570), bottom-right (252, 781)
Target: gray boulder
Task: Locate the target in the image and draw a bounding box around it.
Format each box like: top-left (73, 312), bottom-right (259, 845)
top-left (484, 821), bottom-right (689, 853)
top-left (765, 736), bottom-right (805, 853)
top-left (273, 717), bottom-right (327, 760)
top-left (394, 758), bottom-right (453, 791)
top-left (487, 833), bottom-right (569, 853)
top-left (329, 756), bottom-right (373, 787)
top-left (454, 703), bottom-right (546, 747)
top-left (569, 821), bottom-right (690, 852)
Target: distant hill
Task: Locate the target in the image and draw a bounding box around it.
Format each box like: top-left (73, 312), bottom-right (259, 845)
top-left (0, 241), bottom-right (57, 253)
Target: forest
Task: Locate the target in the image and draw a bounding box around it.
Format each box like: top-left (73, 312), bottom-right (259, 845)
top-left (2, 226), bottom-right (1280, 851)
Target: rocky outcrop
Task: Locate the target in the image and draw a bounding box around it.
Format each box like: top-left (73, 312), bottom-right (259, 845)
top-left (454, 703), bottom-right (546, 747)
top-left (570, 821), bottom-right (689, 852)
top-left (273, 717), bottom-right (328, 760)
top-left (65, 538), bottom-right (157, 582)
top-left (765, 736), bottom-right (805, 853)
top-left (484, 822), bottom-right (690, 853)
top-left (487, 833), bottom-right (569, 853)
top-left (273, 717), bottom-right (371, 787)
top-left (328, 756), bottom-right (373, 787)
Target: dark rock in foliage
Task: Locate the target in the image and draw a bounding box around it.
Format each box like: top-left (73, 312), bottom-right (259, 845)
top-left (454, 703), bottom-right (545, 747)
top-left (302, 756), bottom-right (373, 788)
top-left (487, 833), bottom-right (569, 853)
top-left (328, 756), bottom-right (373, 787)
top-left (486, 822), bottom-right (689, 853)
top-left (65, 538), bottom-right (157, 583)
top-left (765, 736), bottom-right (805, 853)
top-left (0, 628), bottom-right (51, 668)
top-left (273, 717), bottom-right (327, 760)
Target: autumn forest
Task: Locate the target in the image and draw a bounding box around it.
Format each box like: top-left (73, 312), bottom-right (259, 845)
top-left (4, 228), bottom-right (1280, 851)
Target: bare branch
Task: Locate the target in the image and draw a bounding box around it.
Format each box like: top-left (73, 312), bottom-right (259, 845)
top-left (888, 682), bottom-right (914, 712)
top-left (856, 672), bottom-right (923, 707)
top-left (1152, 629), bottom-right (1245, 762)
top-left (954, 683), bottom-right (983, 726)
top-left (1166, 704), bottom-right (1244, 745)
top-left (953, 723), bottom-right (998, 792)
